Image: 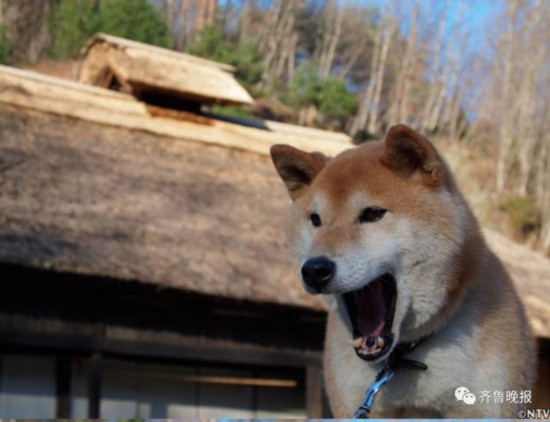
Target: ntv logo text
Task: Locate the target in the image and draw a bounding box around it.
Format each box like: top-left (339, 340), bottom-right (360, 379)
top-left (520, 409), bottom-right (550, 419)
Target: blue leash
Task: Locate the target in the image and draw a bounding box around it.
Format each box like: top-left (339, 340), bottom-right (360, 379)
top-left (352, 365), bottom-right (395, 418)
top-left (352, 337), bottom-right (430, 418)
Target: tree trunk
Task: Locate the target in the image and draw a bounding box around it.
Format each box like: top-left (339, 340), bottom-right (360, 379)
top-left (0, 0), bottom-right (54, 64)
top-left (317, 0), bottom-right (343, 79)
top-left (173, 0), bottom-right (192, 50)
top-left (419, 10), bottom-right (446, 133)
top-left (259, 0), bottom-right (303, 89)
top-left (387, 1), bottom-right (418, 127)
top-left (366, 15), bottom-right (394, 135)
top-left (496, 0), bottom-right (519, 195)
top-left (350, 14), bottom-right (382, 135)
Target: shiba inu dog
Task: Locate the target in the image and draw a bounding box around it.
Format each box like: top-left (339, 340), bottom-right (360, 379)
top-left (270, 125), bottom-right (535, 418)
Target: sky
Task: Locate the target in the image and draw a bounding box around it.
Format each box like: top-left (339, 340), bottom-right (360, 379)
top-left (351, 0), bottom-right (505, 120)
top-left (361, 0), bottom-right (502, 56)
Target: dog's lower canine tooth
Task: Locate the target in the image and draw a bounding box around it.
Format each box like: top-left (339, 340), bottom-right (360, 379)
top-left (377, 336), bottom-right (385, 348)
top-left (349, 337), bottom-right (363, 348)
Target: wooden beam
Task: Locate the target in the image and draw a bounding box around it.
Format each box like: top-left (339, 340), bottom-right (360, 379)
top-left (533, 355), bottom-right (550, 408)
top-left (105, 338), bottom-right (322, 368)
top-left (306, 365), bottom-right (323, 418)
top-left (88, 352), bottom-right (103, 418)
top-left (55, 357), bottom-right (72, 418)
top-left (0, 328), bottom-right (322, 368)
top-left (110, 368), bottom-right (298, 387)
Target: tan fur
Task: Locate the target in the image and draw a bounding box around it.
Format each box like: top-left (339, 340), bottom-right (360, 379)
top-left (270, 125), bottom-right (536, 418)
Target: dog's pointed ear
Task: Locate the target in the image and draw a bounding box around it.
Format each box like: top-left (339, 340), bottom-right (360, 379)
top-left (270, 144), bottom-right (329, 200)
top-left (382, 125), bottom-right (444, 186)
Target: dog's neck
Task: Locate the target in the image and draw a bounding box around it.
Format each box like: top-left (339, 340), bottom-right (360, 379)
top-left (401, 205), bottom-right (487, 343)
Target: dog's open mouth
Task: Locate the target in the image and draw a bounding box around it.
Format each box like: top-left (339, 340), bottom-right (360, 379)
top-left (343, 273), bottom-right (397, 361)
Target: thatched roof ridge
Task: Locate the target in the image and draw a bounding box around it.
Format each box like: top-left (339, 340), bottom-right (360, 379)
top-left (0, 65), bottom-right (349, 157)
top-left (78, 33), bottom-right (253, 106)
top-left (0, 106), bottom-right (549, 337)
top-left (0, 64), bottom-right (133, 99)
top-left (82, 33), bottom-right (236, 72)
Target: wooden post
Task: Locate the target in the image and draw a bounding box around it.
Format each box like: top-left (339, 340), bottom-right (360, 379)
top-left (55, 357), bottom-right (72, 418)
top-left (306, 365), bottom-right (323, 418)
top-left (88, 352), bottom-right (103, 418)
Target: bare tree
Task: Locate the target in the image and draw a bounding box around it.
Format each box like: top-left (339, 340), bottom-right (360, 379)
top-left (474, 0), bottom-right (550, 252)
top-left (314, 0), bottom-right (343, 79)
top-left (366, 14), bottom-right (394, 135)
top-left (421, 5), bottom-right (467, 135)
top-left (0, 0), bottom-right (54, 64)
top-left (495, 0), bottom-right (520, 194)
top-left (515, 0), bottom-right (546, 196)
top-left (386, 1), bottom-right (419, 127)
top-left (257, 0), bottom-right (304, 89)
top-left (335, 5), bottom-right (373, 81)
top-left (154, 0), bottom-right (217, 50)
top-left (351, 5), bottom-right (396, 136)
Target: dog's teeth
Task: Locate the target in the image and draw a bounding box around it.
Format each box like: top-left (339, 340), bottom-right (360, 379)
top-left (377, 336), bottom-right (385, 348)
top-left (349, 338), bottom-right (363, 348)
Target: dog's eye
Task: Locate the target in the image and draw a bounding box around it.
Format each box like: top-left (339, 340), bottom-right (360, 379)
top-left (310, 213), bottom-right (321, 227)
top-left (359, 207), bottom-right (386, 223)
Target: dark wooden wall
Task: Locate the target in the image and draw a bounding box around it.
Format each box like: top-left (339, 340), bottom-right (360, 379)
top-left (0, 263), bottom-right (328, 417)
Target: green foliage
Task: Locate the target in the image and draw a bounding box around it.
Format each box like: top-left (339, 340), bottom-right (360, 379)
top-left (0, 24), bottom-right (12, 64)
top-left (318, 76), bottom-right (357, 119)
top-left (96, 0), bottom-right (169, 48)
top-left (49, 0), bottom-right (98, 59)
top-left (50, 0), bottom-right (169, 59)
top-left (285, 61), bottom-right (356, 127)
top-left (187, 25), bottom-right (225, 60)
top-left (500, 195), bottom-right (542, 239)
top-left (187, 25), bottom-right (264, 94)
top-left (285, 61), bottom-right (319, 109)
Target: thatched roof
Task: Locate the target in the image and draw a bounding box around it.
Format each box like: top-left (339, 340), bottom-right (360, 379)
top-left (78, 33), bottom-right (253, 106)
top-left (1, 105), bottom-right (549, 337)
top-left (0, 105), bottom-right (323, 310)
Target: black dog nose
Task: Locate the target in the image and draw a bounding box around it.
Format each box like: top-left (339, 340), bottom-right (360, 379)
top-left (301, 256), bottom-right (336, 291)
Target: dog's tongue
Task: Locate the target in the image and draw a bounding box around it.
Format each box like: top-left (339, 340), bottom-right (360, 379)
top-left (355, 281), bottom-right (386, 337)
